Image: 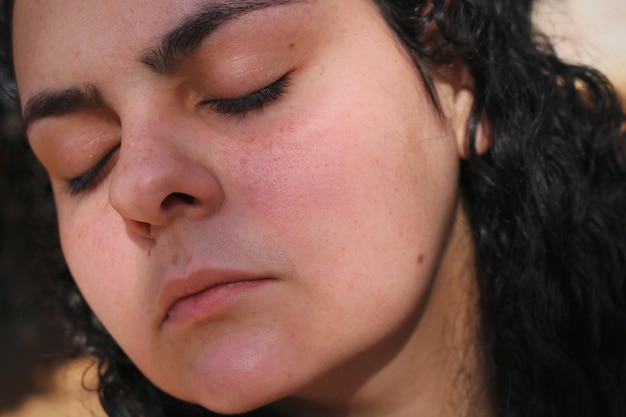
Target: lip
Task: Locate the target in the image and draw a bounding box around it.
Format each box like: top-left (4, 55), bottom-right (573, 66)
top-left (159, 269), bottom-right (273, 327)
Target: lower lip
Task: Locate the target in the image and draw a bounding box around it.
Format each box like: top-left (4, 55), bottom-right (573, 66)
top-left (164, 279), bottom-right (273, 326)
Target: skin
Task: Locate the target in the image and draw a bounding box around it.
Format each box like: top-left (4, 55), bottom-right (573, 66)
top-left (13, 0), bottom-right (489, 415)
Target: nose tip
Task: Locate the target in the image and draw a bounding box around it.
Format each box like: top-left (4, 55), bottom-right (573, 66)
top-left (108, 142), bottom-right (224, 239)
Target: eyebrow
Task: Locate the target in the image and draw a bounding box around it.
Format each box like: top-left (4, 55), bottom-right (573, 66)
top-left (139, 0), bottom-right (300, 73)
top-left (22, 0), bottom-right (301, 128)
top-left (23, 85), bottom-right (104, 129)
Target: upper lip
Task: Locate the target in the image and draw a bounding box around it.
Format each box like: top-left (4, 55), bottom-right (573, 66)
top-left (158, 268), bottom-right (267, 325)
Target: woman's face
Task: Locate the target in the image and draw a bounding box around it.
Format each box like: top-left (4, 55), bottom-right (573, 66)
top-left (13, 0), bottom-right (475, 414)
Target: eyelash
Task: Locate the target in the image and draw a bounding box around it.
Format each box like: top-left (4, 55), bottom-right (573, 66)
top-left (67, 144), bottom-right (120, 196)
top-left (203, 73), bottom-right (291, 115)
top-left (66, 74), bottom-right (290, 196)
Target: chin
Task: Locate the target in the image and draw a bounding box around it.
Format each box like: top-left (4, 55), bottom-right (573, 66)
top-left (162, 349), bottom-right (309, 416)
top-left (190, 382), bottom-right (292, 416)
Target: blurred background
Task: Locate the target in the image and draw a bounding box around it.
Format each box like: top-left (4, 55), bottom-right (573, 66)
top-left (0, 1), bottom-right (624, 416)
top-left (0, 95), bottom-right (104, 416)
top-left (535, 0), bottom-right (626, 95)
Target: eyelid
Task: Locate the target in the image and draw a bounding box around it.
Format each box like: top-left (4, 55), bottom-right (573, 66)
top-left (66, 144), bottom-right (120, 196)
top-left (202, 72), bottom-right (292, 116)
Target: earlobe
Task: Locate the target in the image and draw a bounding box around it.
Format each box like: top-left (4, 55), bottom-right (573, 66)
top-left (451, 88), bottom-right (489, 159)
top-left (435, 74), bottom-right (489, 160)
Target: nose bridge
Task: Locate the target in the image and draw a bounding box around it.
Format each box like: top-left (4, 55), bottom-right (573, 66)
top-left (108, 107), bottom-right (223, 237)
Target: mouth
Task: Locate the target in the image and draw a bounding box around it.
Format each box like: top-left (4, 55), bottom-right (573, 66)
top-left (159, 270), bottom-right (275, 327)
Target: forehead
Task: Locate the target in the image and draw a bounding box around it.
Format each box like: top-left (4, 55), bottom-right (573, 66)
top-left (12, 0), bottom-right (180, 96)
top-left (11, 0), bottom-right (307, 103)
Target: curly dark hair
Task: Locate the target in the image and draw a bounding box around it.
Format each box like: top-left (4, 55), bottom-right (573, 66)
top-left (1, 0), bottom-right (625, 416)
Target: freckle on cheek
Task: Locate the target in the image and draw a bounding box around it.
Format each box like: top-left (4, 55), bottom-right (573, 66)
top-left (417, 254), bottom-right (425, 264)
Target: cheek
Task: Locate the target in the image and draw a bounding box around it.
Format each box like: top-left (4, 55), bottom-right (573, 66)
top-left (229, 85), bottom-right (460, 309)
top-left (231, 84), bottom-right (459, 255)
top-left (230, 121), bottom-right (381, 270)
top-left (57, 199), bottom-right (144, 336)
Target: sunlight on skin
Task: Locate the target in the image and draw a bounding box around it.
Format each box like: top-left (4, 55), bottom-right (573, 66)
top-left (13, 0), bottom-right (486, 415)
top-left (5, 1), bottom-right (624, 417)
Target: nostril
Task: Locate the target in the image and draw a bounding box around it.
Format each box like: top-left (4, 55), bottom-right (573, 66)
top-left (161, 192), bottom-right (196, 210)
top-left (172, 192), bottom-right (195, 204)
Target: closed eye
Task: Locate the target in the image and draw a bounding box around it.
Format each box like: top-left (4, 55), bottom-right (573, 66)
top-left (67, 144), bottom-right (120, 196)
top-left (203, 72), bottom-right (291, 116)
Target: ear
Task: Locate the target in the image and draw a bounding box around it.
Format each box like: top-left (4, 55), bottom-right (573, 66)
top-left (433, 65), bottom-right (489, 159)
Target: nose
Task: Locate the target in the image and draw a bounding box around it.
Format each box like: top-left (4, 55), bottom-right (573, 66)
top-left (108, 119), bottom-right (224, 239)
